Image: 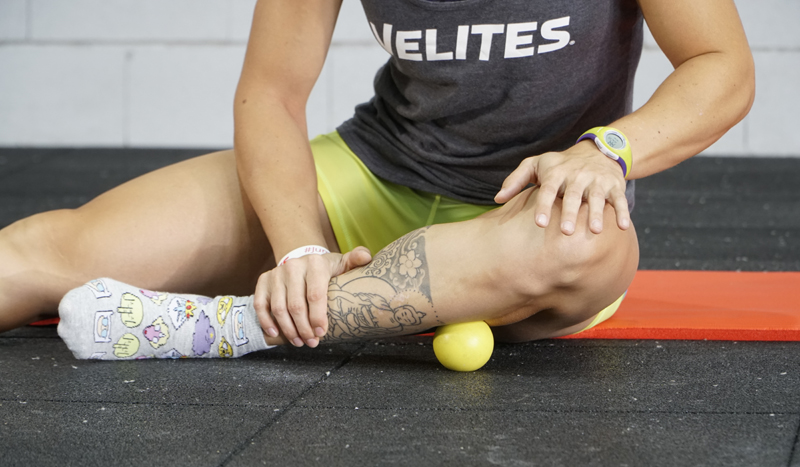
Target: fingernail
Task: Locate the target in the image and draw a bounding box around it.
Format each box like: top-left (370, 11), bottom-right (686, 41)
top-left (591, 220), bottom-right (602, 232)
top-left (307, 338), bottom-right (319, 348)
top-left (562, 221), bottom-right (574, 233)
top-left (536, 214), bottom-right (547, 226)
top-left (292, 338), bottom-right (304, 347)
top-left (622, 219), bottom-right (630, 229)
top-left (315, 327), bottom-right (325, 337)
top-left (267, 327), bottom-right (279, 337)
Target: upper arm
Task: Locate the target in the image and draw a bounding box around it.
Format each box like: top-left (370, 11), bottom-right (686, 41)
top-left (638, 0), bottom-right (753, 69)
top-left (236, 0), bottom-right (343, 112)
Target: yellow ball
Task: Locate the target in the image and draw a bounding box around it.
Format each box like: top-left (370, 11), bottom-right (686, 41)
top-left (433, 321), bottom-right (494, 372)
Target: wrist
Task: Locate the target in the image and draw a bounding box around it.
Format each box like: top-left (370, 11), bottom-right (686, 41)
top-left (278, 245), bottom-right (330, 266)
top-left (573, 140), bottom-right (621, 170)
top-left (577, 127), bottom-right (633, 179)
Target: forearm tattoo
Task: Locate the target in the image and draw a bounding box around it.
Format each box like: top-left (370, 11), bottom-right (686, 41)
top-left (323, 227), bottom-right (439, 343)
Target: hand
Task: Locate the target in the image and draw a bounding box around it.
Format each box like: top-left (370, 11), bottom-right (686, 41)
top-left (494, 141), bottom-right (631, 235)
top-left (254, 247), bottom-right (372, 348)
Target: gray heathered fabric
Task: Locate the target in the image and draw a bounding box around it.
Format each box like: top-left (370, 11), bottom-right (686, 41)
top-left (337, 0), bottom-right (642, 207)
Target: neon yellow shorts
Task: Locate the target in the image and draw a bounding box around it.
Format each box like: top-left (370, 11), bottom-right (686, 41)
top-left (311, 131), bottom-right (622, 334)
top-left (573, 291), bottom-right (626, 334)
top-left (312, 131), bottom-right (495, 256)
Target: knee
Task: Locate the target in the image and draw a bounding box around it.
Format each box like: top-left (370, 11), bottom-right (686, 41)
top-left (2, 209), bottom-right (81, 272)
top-left (496, 192), bottom-right (639, 301)
top-left (549, 213), bottom-right (638, 290)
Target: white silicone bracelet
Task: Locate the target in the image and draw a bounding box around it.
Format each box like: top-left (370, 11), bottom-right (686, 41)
top-left (278, 245), bottom-right (330, 266)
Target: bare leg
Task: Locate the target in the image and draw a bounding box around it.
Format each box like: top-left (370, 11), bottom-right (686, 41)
top-left (0, 150), bottom-right (337, 332)
top-left (54, 185), bottom-right (637, 358)
top-left (303, 186), bottom-right (638, 345)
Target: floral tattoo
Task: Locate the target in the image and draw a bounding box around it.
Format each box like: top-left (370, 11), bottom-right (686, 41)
top-left (362, 227), bottom-right (432, 300)
top-left (323, 228), bottom-right (437, 343)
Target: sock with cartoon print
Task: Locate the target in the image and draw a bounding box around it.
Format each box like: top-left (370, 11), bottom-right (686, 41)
top-left (57, 278), bottom-right (274, 360)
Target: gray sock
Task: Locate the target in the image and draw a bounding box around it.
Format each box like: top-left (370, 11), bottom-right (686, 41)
top-left (57, 278), bottom-right (274, 360)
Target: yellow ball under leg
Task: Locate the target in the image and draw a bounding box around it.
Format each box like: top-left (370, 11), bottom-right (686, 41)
top-left (433, 321), bottom-right (494, 372)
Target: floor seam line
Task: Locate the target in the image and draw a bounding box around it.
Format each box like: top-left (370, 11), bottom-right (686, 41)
top-left (787, 415), bottom-right (800, 467)
top-left (216, 343), bottom-right (366, 467)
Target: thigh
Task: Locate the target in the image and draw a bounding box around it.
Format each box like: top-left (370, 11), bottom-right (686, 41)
top-left (64, 149), bottom-right (335, 296)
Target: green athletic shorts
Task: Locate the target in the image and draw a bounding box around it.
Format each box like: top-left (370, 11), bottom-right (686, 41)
top-left (312, 131), bottom-right (496, 256)
top-left (311, 131), bottom-right (620, 334)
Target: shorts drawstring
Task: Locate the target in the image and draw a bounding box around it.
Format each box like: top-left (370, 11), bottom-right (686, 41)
top-left (425, 195), bottom-right (442, 226)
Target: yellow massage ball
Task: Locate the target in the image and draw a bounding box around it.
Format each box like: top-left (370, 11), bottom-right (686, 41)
top-left (433, 321), bottom-right (494, 372)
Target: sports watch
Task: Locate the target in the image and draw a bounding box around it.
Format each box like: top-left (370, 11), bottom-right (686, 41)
top-left (577, 127), bottom-right (633, 179)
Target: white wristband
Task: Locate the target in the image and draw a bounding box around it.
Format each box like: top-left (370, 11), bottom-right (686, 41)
top-left (278, 245), bottom-right (330, 266)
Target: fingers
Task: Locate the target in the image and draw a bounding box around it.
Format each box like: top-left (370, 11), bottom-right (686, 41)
top-left (558, 185), bottom-right (585, 235)
top-left (495, 158), bottom-right (536, 204)
top-left (587, 189), bottom-right (607, 234)
top-left (263, 257), bottom-right (330, 349)
top-left (254, 247), bottom-right (374, 349)
top-left (533, 182), bottom-right (559, 229)
top-left (254, 272), bottom-right (279, 339)
top-left (340, 246), bottom-right (372, 273)
top-left (524, 148), bottom-right (633, 235)
top-left (297, 249), bottom-right (372, 343)
top-left (610, 189), bottom-right (631, 230)
top-left (584, 183), bottom-right (630, 234)
top-left (266, 268), bottom-right (303, 347)
top-left (304, 255), bottom-right (331, 343)
top-left (556, 181), bottom-right (629, 235)
top-left (283, 260), bottom-right (318, 347)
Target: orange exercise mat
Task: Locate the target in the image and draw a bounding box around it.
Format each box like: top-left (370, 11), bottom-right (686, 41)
top-left (561, 270), bottom-right (800, 341)
top-left (29, 318), bottom-right (60, 326)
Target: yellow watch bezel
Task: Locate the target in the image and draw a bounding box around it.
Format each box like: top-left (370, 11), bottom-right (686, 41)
top-left (577, 127), bottom-right (633, 179)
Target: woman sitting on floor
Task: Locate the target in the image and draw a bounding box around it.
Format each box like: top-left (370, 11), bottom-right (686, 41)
top-left (0, 0), bottom-right (754, 359)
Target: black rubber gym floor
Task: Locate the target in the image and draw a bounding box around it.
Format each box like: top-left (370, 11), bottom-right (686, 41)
top-left (1, 149), bottom-right (799, 466)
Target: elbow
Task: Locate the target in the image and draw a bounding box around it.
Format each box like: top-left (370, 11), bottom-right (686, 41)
top-left (742, 65), bottom-right (756, 120)
top-left (732, 53), bottom-right (756, 125)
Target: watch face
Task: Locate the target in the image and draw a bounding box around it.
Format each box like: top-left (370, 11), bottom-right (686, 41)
top-left (604, 132), bottom-right (625, 150)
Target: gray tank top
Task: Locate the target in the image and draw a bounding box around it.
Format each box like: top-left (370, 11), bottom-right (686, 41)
top-left (337, 0), bottom-right (642, 206)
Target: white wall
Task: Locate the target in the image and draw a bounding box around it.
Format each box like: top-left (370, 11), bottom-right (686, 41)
top-left (634, 1), bottom-right (800, 156)
top-left (0, 0), bottom-right (798, 156)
